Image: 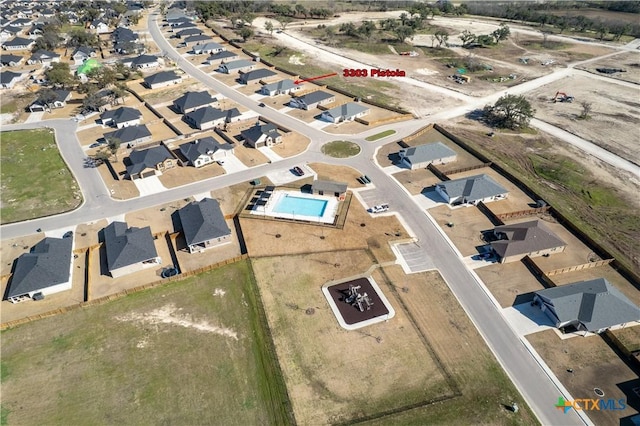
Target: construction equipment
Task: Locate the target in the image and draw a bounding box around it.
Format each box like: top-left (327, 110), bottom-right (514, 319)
top-left (552, 91), bottom-right (574, 103)
top-left (399, 51), bottom-right (419, 57)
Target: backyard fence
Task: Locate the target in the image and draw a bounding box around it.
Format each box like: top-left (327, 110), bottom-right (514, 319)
top-left (440, 162), bottom-right (492, 177)
top-left (494, 206), bottom-right (550, 221)
top-left (545, 259), bottom-right (614, 276)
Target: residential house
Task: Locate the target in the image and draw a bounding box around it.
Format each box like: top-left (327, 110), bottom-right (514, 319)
top-left (261, 79), bottom-right (302, 97)
top-left (191, 41), bottom-right (224, 55)
top-left (184, 106), bottom-right (241, 130)
top-left (100, 106), bottom-right (142, 128)
top-left (534, 278), bottom-right (640, 334)
top-left (241, 123), bottom-right (282, 148)
top-left (217, 59), bottom-right (255, 74)
top-left (435, 174), bottom-right (508, 206)
top-left (205, 50), bottom-right (238, 65)
top-left (166, 16), bottom-right (194, 27)
top-left (103, 221), bottom-right (161, 278)
top-left (28, 89), bottom-right (71, 112)
top-left (90, 19), bottom-right (110, 33)
top-left (1, 26), bottom-right (22, 40)
top-left (143, 70), bottom-right (182, 89)
top-left (123, 54), bottom-right (160, 69)
top-left (2, 36), bottom-right (34, 50)
top-left (239, 68), bottom-right (277, 85)
top-left (5, 236), bottom-right (73, 303)
top-left (176, 27), bottom-right (202, 38)
top-left (178, 198), bottom-right (232, 253)
top-left (311, 180), bottom-right (348, 200)
top-left (320, 102), bottom-right (369, 123)
top-left (0, 54), bottom-right (23, 67)
top-left (398, 142), bottom-right (457, 170)
top-left (289, 90), bottom-right (335, 110)
top-left (126, 145), bottom-right (176, 179)
top-left (490, 220), bottom-right (567, 263)
top-left (72, 46), bottom-right (97, 65)
top-left (183, 34), bottom-right (211, 46)
top-left (27, 23), bottom-right (44, 36)
top-left (179, 136), bottom-right (234, 168)
top-left (104, 124), bottom-right (152, 147)
top-left (0, 70), bottom-right (22, 88)
top-left (173, 91), bottom-right (217, 114)
top-left (27, 49), bottom-right (60, 65)
top-left (8, 18), bottom-right (32, 27)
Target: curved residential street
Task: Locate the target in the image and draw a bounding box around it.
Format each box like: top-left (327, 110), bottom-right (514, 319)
top-left (5, 10), bottom-right (639, 425)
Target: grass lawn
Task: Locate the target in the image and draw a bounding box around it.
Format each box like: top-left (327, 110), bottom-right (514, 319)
top-left (1, 129), bottom-right (82, 224)
top-left (0, 260), bottom-right (292, 426)
top-left (321, 140), bottom-right (361, 158)
top-left (365, 129), bottom-right (396, 141)
top-left (0, 99), bottom-right (17, 114)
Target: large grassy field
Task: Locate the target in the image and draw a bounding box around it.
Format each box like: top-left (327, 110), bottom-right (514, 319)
top-left (1, 129), bottom-right (82, 224)
top-left (0, 261), bottom-right (292, 426)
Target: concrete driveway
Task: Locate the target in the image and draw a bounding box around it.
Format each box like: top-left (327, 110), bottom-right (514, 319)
top-left (220, 155), bottom-right (248, 174)
top-left (133, 175), bottom-right (167, 196)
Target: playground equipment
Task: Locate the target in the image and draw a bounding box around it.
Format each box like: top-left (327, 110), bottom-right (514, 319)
top-left (344, 285), bottom-right (374, 312)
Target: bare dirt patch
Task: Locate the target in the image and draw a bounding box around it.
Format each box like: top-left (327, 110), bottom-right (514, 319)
top-left (394, 168), bottom-right (441, 195)
top-left (429, 204), bottom-right (495, 257)
top-left (527, 73), bottom-right (640, 165)
top-left (476, 261), bottom-right (547, 308)
top-left (527, 329), bottom-right (639, 426)
top-left (576, 51), bottom-right (640, 84)
top-left (307, 163), bottom-right (366, 188)
top-left (96, 161), bottom-right (139, 200)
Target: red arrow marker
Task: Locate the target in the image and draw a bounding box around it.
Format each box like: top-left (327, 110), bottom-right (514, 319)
top-left (294, 72), bottom-right (337, 84)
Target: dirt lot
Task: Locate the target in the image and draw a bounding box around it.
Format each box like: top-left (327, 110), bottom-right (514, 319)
top-left (96, 160), bottom-right (139, 200)
top-left (526, 73), bottom-right (640, 165)
top-left (172, 226), bottom-right (241, 273)
top-left (307, 163), bottom-right (367, 189)
top-left (429, 204), bottom-right (496, 257)
top-left (394, 168), bottom-right (441, 195)
top-left (476, 260), bottom-right (547, 308)
top-left (234, 143), bottom-right (269, 167)
top-left (528, 329), bottom-right (639, 426)
top-left (0, 233), bottom-right (46, 276)
top-left (270, 132), bottom-right (311, 158)
top-left (252, 251), bottom-right (452, 425)
top-left (74, 219), bottom-right (109, 249)
top-left (158, 162), bottom-right (225, 188)
top-left (576, 51), bottom-right (640, 84)
top-left (610, 326), bottom-right (640, 353)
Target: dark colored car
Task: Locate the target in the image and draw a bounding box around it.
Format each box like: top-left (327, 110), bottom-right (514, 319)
top-left (293, 166), bottom-right (304, 176)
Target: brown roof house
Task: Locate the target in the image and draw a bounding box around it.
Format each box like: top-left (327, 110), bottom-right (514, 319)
top-left (490, 220), bottom-right (566, 263)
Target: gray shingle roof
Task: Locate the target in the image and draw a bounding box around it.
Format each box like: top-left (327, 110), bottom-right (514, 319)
top-left (207, 51), bottom-right (238, 61)
top-left (0, 54), bottom-right (23, 65)
top-left (293, 90), bottom-right (334, 106)
top-left (185, 106), bottom-right (241, 127)
top-left (262, 79), bottom-right (297, 92)
top-left (312, 180), bottom-right (348, 194)
top-left (193, 42), bottom-right (224, 52)
top-left (104, 221), bottom-right (158, 271)
top-left (178, 198), bottom-right (231, 247)
top-left (173, 91), bottom-right (216, 113)
top-left (105, 124), bottom-right (151, 144)
top-left (29, 49), bottom-right (59, 61)
top-left (100, 106), bottom-right (142, 125)
top-left (126, 145), bottom-right (173, 176)
top-left (323, 102), bottom-right (369, 119)
top-left (241, 123), bottom-right (281, 143)
top-left (144, 70), bottom-right (181, 86)
top-left (402, 142), bottom-right (456, 164)
top-left (0, 70), bottom-right (21, 84)
top-left (184, 34), bottom-right (212, 44)
top-left (177, 27), bottom-right (203, 37)
top-left (240, 68), bottom-right (277, 83)
top-left (131, 54), bottom-right (158, 66)
top-left (536, 278), bottom-right (640, 331)
top-left (491, 220), bottom-right (566, 259)
top-left (220, 59), bottom-right (254, 70)
top-left (7, 237), bottom-right (72, 298)
top-left (2, 36), bottom-right (33, 47)
top-left (436, 174), bottom-right (507, 203)
top-left (179, 136), bottom-right (233, 163)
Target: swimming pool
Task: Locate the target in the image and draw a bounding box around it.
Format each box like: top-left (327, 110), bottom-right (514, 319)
top-left (273, 195), bottom-right (328, 217)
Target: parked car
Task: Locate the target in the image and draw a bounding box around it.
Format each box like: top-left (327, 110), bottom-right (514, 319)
top-left (89, 143), bottom-right (100, 148)
top-left (293, 166), bottom-right (304, 176)
top-left (368, 204), bottom-right (389, 213)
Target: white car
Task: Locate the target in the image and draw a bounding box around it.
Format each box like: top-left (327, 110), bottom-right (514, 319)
top-left (368, 204), bottom-right (389, 213)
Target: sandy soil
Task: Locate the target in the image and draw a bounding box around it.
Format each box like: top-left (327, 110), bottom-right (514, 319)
top-left (576, 51), bottom-right (640, 84)
top-left (526, 73), bottom-right (640, 165)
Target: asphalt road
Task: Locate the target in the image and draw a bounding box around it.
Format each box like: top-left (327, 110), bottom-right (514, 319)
top-left (0, 12), bottom-right (605, 425)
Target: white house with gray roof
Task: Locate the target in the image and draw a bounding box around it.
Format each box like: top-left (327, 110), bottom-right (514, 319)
top-left (490, 220), bottom-right (566, 263)
top-left (179, 136), bottom-right (234, 167)
top-left (398, 142), bottom-right (457, 170)
top-left (178, 198), bottom-right (232, 253)
top-left (261, 79), bottom-right (302, 97)
top-left (205, 50), bottom-right (239, 65)
top-left (320, 102), bottom-right (369, 123)
top-left (217, 59), bottom-right (255, 74)
top-left (533, 278), bottom-right (640, 334)
top-left (241, 123), bottom-right (282, 148)
top-left (100, 106), bottom-right (142, 128)
top-left (435, 174), bottom-right (508, 206)
top-left (289, 90), bottom-right (336, 110)
top-left (143, 70), bottom-right (182, 89)
top-left (104, 221), bottom-right (161, 278)
top-left (5, 236), bottom-right (73, 303)
top-left (191, 42), bottom-right (224, 55)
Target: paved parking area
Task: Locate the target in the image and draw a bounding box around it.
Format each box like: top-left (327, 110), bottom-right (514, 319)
top-left (354, 188), bottom-right (388, 210)
top-left (133, 175), bottom-right (167, 196)
top-left (220, 155), bottom-right (248, 173)
top-left (267, 167), bottom-right (311, 186)
top-left (391, 241), bottom-right (435, 273)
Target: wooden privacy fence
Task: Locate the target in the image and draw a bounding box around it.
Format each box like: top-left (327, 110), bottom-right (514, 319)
top-left (403, 124), bottom-right (435, 143)
top-left (476, 201), bottom-right (504, 226)
top-left (495, 206), bottom-right (550, 221)
top-left (441, 162), bottom-right (492, 176)
top-left (521, 256), bottom-right (556, 288)
top-left (427, 163), bottom-right (449, 182)
top-left (0, 254), bottom-right (249, 331)
top-left (545, 259), bottom-right (614, 276)
top-left (355, 114), bottom-right (413, 126)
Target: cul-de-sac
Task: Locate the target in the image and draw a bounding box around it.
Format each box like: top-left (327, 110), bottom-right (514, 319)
top-left (1, 1), bottom-right (639, 425)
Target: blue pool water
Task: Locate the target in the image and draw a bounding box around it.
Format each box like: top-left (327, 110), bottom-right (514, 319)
top-left (273, 195), bottom-right (328, 217)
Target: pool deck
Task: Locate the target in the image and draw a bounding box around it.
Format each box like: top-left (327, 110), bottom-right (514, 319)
top-left (249, 189), bottom-right (339, 224)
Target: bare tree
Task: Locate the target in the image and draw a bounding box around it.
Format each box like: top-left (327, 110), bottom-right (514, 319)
top-left (579, 101), bottom-right (593, 119)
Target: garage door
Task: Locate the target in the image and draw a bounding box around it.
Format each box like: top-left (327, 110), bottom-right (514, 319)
top-left (141, 170), bottom-right (156, 178)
